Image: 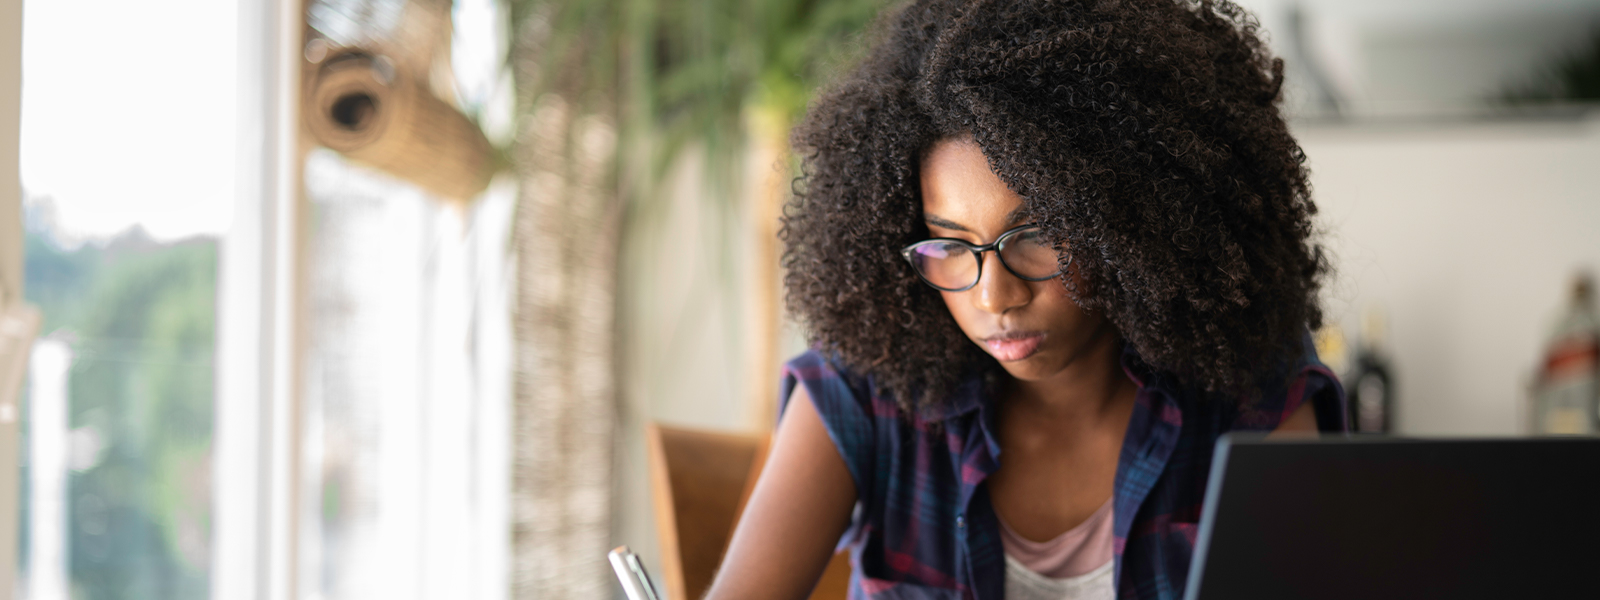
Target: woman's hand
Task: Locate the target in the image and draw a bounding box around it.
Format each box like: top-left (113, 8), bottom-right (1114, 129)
top-left (702, 385), bottom-right (857, 600)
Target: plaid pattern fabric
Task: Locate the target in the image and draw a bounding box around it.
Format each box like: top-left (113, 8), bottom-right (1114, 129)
top-left (778, 339), bottom-right (1345, 600)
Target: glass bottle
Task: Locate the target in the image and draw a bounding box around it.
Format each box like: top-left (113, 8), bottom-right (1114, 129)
top-left (1533, 274), bottom-right (1600, 435)
top-left (1345, 308), bottom-right (1395, 434)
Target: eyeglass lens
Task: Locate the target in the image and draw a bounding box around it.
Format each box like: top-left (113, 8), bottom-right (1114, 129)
top-left (905, 228), bottom-right (1060, 291)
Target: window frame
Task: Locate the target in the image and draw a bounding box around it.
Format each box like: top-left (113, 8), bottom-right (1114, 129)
top-left (1, 0), bottom-right (30, 595)
top-left (213, 0), bottom-right (305, 597)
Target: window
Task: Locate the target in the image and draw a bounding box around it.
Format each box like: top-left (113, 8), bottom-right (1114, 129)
top-left (17, 0), bottom-right (234, 598)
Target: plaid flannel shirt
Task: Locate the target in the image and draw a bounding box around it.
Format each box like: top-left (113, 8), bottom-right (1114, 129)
top-left (778, 339), bottom-right (1345, 600)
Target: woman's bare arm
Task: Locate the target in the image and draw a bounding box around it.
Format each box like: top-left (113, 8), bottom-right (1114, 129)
top-left (703, 385), bottom-right (858, 600)
top-left (1268, 401), bottom-right (1319, 437)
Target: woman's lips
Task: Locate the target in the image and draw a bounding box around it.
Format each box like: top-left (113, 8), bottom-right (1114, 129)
top-left (983, 332), bottom-right (1045, 362)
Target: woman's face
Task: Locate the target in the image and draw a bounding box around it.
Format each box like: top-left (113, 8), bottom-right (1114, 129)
top-left (919, 137), bottom-right (1114, 383)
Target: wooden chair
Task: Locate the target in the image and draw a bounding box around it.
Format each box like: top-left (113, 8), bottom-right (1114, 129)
top-left (647, 423), bottom-right (851, 600)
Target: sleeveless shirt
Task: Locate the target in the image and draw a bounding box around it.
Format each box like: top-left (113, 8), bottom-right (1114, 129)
top-left (778, 336), bottom-right (1345, 599)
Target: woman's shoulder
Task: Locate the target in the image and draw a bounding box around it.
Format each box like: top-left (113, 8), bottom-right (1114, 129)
top-left (782, 349), bottom-right (983, 427)
top-left (779, 349), bottom-right (902, 436)
top-left (782, 348), bottom-right (858, 386)
top-left (1237, 333), bottom-right (1346, 431)
top-left (778, 349), bottom-right (943, 532)
top-left (781, 349), bottom-right (875, 410)
top-left (1128, 335), bottom-right (1347, 432)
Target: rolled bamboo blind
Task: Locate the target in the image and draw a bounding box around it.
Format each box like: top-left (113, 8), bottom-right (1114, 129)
top-left (304, 48), bottom-right (492, 204)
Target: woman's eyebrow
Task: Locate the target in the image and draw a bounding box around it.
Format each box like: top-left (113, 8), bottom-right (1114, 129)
top-left (1005, 206), bottom-right (1029, 226)
top-left (923, 214), bottom-right (970, 232)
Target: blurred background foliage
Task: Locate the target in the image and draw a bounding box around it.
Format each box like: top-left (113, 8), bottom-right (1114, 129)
top-left (23, 225), bottom-right (215, 600)
top-left (1500, 28), bottom-right (1600, 105)
top-left (503, 1), bottom-right (896, 592)
top-left (507, 0), bottom-right (892, 222)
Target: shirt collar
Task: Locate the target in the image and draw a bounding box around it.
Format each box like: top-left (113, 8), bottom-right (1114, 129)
top-left (914, 374), bottom-right (987, 423)
top-left (1119, 342), bottom-right (1155, 389)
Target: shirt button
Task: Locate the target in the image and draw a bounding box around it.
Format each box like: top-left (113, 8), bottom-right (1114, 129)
top-left (955, 514), bottom-right (966, 529)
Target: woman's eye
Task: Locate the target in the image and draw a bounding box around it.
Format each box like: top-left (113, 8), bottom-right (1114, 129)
top-left (1012, 231), bottom-right (1046, 248)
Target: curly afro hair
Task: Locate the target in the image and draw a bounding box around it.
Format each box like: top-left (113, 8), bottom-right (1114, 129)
top-left (782, 0), bottom-right (1328, 411)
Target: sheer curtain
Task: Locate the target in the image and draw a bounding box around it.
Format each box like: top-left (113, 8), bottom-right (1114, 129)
top-left (297, 151), bottom-right (513, 600)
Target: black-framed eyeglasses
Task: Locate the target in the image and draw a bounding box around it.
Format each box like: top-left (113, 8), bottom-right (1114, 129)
top-left (900, 224), bottom-right (1068, 292)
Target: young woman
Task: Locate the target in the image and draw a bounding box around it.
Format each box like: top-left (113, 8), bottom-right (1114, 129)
top-left (708, 0), bottom-right (1345, 598)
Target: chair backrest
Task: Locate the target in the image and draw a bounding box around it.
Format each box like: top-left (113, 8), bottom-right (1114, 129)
top-left (646, 422), bottom-right (850, 600)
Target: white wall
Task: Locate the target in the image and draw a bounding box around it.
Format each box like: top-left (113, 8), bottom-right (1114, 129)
top-left (613, 144), bottom-right (766, 585)
top-left (1299, 114), bottom-right (1600, 434)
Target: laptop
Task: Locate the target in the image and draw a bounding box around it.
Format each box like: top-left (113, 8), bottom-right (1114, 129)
top-left (1183, 435), bottom-right (1600, 600)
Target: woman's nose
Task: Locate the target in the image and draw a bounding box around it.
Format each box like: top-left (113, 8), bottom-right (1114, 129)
top-left (971, 252), bottom-right (1032, 314)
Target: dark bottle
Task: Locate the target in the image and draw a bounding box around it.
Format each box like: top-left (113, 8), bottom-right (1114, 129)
top-left (1345, 309), bottom-right (1395, 434)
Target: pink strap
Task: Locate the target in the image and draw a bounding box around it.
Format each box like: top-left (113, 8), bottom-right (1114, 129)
top-left (997, 497), bottom-right (1116, 579)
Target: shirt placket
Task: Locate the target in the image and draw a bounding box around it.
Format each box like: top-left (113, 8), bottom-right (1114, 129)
top-left (954, 400), bottom-right (1004, 600)
top-left (1112, 384), bottom-right (1183, 598)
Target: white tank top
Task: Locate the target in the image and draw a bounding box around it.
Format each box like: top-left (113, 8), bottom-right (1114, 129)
top-left (998, 498), bottom-right (1117, 600)
top-left (1004, 556), bottom-right (1115, 600)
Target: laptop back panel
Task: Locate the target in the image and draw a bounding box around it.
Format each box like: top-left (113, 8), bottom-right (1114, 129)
top-left (1184, 436), bottom-right (1600, 600)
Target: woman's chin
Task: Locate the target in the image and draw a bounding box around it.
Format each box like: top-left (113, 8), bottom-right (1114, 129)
top-left (993, 353), bottom-right (1061, 382)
